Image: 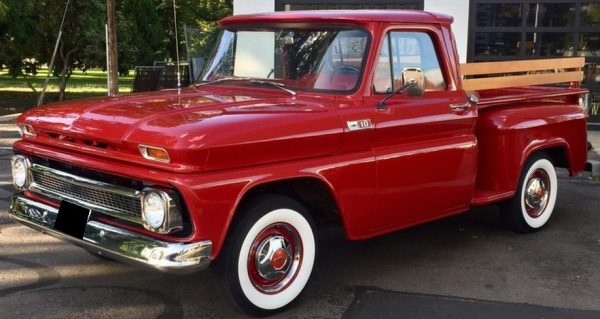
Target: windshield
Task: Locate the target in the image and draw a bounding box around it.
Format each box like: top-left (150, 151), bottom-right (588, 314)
top-left (200, 26), bottom-right (370, 92)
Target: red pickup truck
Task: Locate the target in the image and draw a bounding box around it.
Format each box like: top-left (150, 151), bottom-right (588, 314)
top-left (9, 10), bottom-right (591, 316)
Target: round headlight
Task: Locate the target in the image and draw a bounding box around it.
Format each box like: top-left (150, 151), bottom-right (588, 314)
top-left (141, 191), bottom-right (168, 231)
top-left (11, 155), bottom-right (30, 189)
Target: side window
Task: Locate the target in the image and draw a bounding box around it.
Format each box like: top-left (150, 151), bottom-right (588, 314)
top-left (373, 31), bottom-right (446, 93)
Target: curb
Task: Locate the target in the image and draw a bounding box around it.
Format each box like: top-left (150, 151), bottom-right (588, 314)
top-left (588, 131), bottom-right (600, 162)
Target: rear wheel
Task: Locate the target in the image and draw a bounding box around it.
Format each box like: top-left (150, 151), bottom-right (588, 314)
top-left (216, 195), bottom-right (316, 316)
top-left (501, 153), bottom-right (558, 233)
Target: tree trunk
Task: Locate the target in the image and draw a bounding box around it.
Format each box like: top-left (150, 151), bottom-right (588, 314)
top-left (23, 74), bottom-right (37, 93)
top-left (57, 42), bottom-right (78, 102)
top-left (106, 0), bottom-right (119, 96)
top-left (58, 64), bottom-right (71, 102)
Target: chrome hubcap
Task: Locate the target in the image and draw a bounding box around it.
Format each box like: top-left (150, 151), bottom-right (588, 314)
top-left (255, 235), bottom-right (292, 280)
top-left (524, 169), bottom-right (550, 218)
top-left (248, 223), bottom-right (302, 293)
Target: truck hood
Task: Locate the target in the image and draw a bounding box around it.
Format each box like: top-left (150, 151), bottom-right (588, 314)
top-left (18, 87), bottom-right (344, 172)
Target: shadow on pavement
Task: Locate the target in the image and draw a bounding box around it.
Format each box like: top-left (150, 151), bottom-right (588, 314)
top-left (344, 288), bottom-right (600, 319)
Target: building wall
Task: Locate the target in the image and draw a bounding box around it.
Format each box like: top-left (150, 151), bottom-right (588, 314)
top-left (232, 0), bottom-right (470, 63)
top-left (233, 0), bottom-right (275, 15)
top-left (424, 0), bottom-right (469, 63)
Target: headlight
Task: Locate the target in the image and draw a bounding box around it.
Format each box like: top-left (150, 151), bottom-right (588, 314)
top-left (11, 155), bottom-right (31, 190)
top-left (140, 189), bottom-right (183, 234)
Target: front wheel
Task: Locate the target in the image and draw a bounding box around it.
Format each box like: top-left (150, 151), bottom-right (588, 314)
top-left (501, 153), bottom-right (558, 233)
top-left (216, 195), bottom-right (316, 316)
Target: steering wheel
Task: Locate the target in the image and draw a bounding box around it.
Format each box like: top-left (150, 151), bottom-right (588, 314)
top-left (329, 65), bottom-right (360, 82)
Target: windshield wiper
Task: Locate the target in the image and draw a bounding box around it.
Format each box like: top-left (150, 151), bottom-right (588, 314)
top-left (196, 78), bottom-right (296, 97)
top-left (250, 80), bottom-right (296, 97)
top-left (195, 77), bottom-right (252, 86)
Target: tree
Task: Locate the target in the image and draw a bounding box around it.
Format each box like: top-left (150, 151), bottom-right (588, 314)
top-left (0, 1), bottom-right (7, 23)
top-left (37, 0), bottom-right (106, 101)
top-left (0, 1), bottom-right (40, 89)
top-left (154, 0), bottom-right (232, 62)
top-left (0, 1), bottom-right (8, 40)
top-left (0, 0), bottom-right (233, 101)
top-left (117, 0), bottom-right (167, 72)
top-left (0, 0), bottom-right (106, 101)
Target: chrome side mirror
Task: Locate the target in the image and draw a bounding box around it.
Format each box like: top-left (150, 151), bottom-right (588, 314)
top-left (377, 68), bottom-right (426, 109)
top-left (402, 67), bottom-right (425, 97)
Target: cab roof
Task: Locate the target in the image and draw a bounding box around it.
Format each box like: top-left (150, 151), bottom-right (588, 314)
top-left (219, 10), bottom-right (453, 26)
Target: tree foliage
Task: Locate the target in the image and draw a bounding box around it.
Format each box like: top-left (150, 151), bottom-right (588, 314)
top-left (155, 0), bottom-right (232, 61)
top-left (42, 0), bottom-right (106, 100)
top-left (117, 0), bottom-right (166, 73)
top-left (0, 0), bottom-right (105, 100)
top-left (0, 1), bottom-right (7, 23)
top-left (0, 0), bottom-right (232, 100)
top-left (0, 1), bottom-right (39, 78)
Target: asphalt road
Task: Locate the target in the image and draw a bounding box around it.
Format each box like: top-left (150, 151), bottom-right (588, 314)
top-left (1, 118), bottom-right (600, 319)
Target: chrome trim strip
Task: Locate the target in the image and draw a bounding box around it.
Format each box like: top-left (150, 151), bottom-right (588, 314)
top-left (28, 185), bottom-right (142, 224)
top-left (30, 164), bottom-right (141, 198)
top-left (9, 194), bottom-right (212, 275)
top-left (28, 164), bottom-right (143, 223)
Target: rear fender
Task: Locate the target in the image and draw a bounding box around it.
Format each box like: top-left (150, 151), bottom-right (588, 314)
top-left (475, 103), bottom-right (587, 200)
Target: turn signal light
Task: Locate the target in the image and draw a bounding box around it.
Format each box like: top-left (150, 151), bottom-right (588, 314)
top-left (18, 124), bottom-right (36, 137)
top-left (139, 145), bottom-right (170, 163)
top-left (579, 93), bottom-right (589, 114)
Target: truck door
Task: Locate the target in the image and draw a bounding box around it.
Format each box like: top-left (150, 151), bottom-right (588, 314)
top-left (367, 29), bottom-right (478, 234)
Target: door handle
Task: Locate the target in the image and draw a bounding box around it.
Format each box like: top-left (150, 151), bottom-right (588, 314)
top-left (450, 102), bottom-right (469, 112)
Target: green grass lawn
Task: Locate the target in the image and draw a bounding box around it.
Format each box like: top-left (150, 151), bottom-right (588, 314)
top-left (0, 68), bottom-right (133, 116)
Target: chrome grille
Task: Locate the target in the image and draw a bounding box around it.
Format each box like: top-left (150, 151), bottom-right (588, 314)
top-left (29, 165), bottom-right (142, 218)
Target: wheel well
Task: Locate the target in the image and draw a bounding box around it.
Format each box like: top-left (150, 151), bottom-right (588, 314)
top-left (238, 178), bottom-right (342, 229)
top-left (537, 146), bottom-right (569, 169)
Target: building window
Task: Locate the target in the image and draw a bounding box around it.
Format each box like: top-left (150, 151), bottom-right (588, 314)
top-left (581, 2), bottom-right (600, 25)
top-left (469, 0), bottom-right (600, 98)
top-left (474, 32), bottom-right (521, 56)
top-left (525, 32), bottom-right (575, 56)
top-left (526, 3), bottom-right (576, 27)
top-left (476, 3), bottom-right (523, 27)
top-left (469, 1), bottom-right (600, 61)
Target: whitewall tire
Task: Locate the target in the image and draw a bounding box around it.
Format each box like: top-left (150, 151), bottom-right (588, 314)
top-left (216, 194), bottom-right (316, 316)
top-left (501, 153), bottom-right (558, 233)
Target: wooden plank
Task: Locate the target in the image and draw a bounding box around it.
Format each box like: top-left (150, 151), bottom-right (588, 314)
top-left (460, 57), bottom-right (585, 76)
top-left (462, 71), bottom-right (583, 91)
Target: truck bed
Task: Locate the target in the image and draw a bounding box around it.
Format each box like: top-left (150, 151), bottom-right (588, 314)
top-left (460, 57), bottom-right (587, 109)
top-left (475, 86), bottom-right (588, 109)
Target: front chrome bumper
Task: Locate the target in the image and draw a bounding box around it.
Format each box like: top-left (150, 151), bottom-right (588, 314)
top-left (8, 194), bottom-right (212, 275)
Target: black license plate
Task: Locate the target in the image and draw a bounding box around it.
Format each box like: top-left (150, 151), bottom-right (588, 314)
top-left (53, 201), bottom-right (91, 239)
